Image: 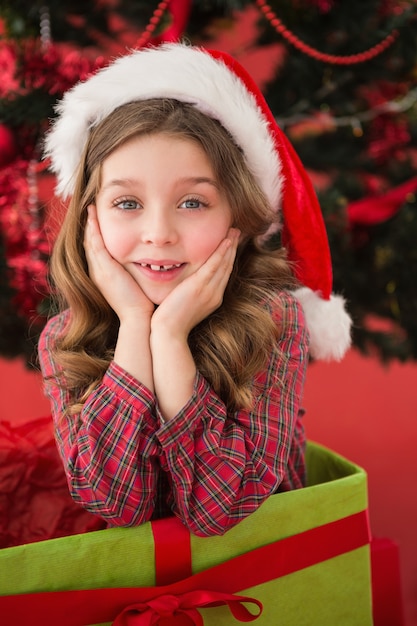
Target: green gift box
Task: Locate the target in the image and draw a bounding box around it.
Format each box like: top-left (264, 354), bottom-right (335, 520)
top-left (0, 441), bottom-right (372, 625)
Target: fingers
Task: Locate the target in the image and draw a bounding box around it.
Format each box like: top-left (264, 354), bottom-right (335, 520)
top-left (84, 206), bottom-right (154, 320)
top-left (200, 227), bottom-right (240, 288)
top-left (84, 204), bottom-right (122, 296)
top-left (84, 205), bottom-right (105, 259)
top-left (151, 227), bottom-right (240, 336)
top-left (84, 205), bottom-right (120, 282)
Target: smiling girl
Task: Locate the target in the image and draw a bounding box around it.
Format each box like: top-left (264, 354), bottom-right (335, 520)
top-left (39, 44), bottom-right (351, 536)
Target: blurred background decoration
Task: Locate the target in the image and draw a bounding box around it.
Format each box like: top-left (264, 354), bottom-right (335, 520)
top-left (1, 0), bottom-right (416, 366)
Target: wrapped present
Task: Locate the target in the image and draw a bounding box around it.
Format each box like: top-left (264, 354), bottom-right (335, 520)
top-left (371, 537), bottom-right (405, 626)
top-left (0, 417), bottom-right (105, 549)
top-left (0, 441), bottom-right (372, 625)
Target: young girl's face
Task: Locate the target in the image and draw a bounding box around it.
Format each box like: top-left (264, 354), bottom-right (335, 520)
top-left (94, 133), bottom-right (234, 305)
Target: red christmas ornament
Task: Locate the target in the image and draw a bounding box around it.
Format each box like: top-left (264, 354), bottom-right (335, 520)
top-left (0, 124), bottom-right (17, 168)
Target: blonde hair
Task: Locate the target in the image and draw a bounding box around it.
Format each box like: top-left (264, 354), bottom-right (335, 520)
top-left (49, 99), bottom-right (296, 412)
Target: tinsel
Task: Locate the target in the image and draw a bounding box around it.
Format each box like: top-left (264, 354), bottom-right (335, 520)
top-left (367, 116), bottom-right (411, 165)
top-left (0, 159), bottom-right (50, 320)
top-left (17, 40), bottom-right (106, 96)
top-left (0, 37), bottom-right (107, 361)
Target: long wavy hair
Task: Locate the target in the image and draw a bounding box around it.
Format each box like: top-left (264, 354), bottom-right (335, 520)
top-left (49, 99), bottom-right (297, 412)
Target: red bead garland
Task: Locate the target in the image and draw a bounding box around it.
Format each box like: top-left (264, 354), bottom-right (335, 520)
top-left (255, 0), bottom-right (399, 65)
top-left (136, 0), bottom-right (172, 49)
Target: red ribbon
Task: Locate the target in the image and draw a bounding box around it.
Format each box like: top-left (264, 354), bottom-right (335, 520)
top-left (112, 590), bottom-right (262, 625)
top-left (152, 514), bottom-right (192, 585)
top-left (347, 176), bottom-right (417, 226)
top-left (0, 511), bottom-right (370, 626)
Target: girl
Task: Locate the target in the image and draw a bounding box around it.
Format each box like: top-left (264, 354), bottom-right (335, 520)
top-left (39, 43), bottom-right (351, 537)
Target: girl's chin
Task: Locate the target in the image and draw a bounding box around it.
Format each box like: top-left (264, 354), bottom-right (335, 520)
top-left (140, 287), bottom-right (174, 307)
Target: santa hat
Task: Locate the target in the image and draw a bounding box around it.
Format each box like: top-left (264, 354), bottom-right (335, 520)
top-left (44, 43), bottom-right (352, 361)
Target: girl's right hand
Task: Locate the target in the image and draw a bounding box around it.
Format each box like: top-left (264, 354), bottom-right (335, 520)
top-left (84, 205), bottom-right (154, 323)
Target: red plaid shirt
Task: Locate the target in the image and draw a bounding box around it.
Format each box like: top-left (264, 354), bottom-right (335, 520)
top-left (38, 291), bottom-right (309, 537)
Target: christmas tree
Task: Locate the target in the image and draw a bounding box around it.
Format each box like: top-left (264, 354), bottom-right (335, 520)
top-left (0, 0), bottom-right (416, 365)
top-left (253, 0), bottom-right (417, 362)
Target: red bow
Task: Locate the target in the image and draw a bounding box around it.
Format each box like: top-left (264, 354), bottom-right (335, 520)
top-left (112, 589), bottom-right (263, 626)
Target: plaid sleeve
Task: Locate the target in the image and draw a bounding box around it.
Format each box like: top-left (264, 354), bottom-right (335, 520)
top-left (38, 311), bottom-right (161, 526)
top-left (38, 291), bottom-right (308, 536)
top-left (156, 291), bottom-right (309, 536)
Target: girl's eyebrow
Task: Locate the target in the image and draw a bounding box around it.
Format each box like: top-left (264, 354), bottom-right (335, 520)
top-left (177, 176), bottom-right (219, 188)
top-left (100, 178), bottom-right (138, 192)
top-left (101, 176), bottom-right (220, 192)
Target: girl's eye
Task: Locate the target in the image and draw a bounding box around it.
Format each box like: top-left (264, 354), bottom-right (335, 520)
top-left (180, 197), bottom-right (206, 210)
top-left (113, 198), bottom-right (140, 211)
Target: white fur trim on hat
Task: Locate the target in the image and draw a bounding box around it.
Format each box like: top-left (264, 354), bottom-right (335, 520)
top-left (44, 43), bottom-right (282, 209)
top-left (294, 287), bottom-right (352, 361)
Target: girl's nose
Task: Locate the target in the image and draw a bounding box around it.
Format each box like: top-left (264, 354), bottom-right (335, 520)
top-left (141, 207), bottom-right (178, 246)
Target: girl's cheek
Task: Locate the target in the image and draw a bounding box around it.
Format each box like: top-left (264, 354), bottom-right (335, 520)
top-left (98, 223), bottom-right (128, 259)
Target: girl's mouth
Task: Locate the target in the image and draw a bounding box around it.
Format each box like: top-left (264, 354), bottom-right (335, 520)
top-left (139, 263), bottom-right (183, 272)
top-left (134, 262), bottom-right (186, 282)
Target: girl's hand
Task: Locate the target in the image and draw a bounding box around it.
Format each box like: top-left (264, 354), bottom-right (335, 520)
top-left (84, 205), bottom-right (154, 322)
top-left (152, 228), bottom-right (240, 338)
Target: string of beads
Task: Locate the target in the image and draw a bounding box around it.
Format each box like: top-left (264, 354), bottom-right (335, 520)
top-left (136, 0), bottom-right (399, 64)
top-left (136, 0), bottom-right (172, 49)
top-left (255, 0), bottom-right (398, 65)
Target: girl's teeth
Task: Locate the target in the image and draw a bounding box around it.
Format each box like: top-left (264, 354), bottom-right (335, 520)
top-left (147, 263), bottom-right (181, 271)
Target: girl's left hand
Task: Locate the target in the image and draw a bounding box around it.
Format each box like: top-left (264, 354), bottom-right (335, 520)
top-left (151, 228), bottom-right (240, 338)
